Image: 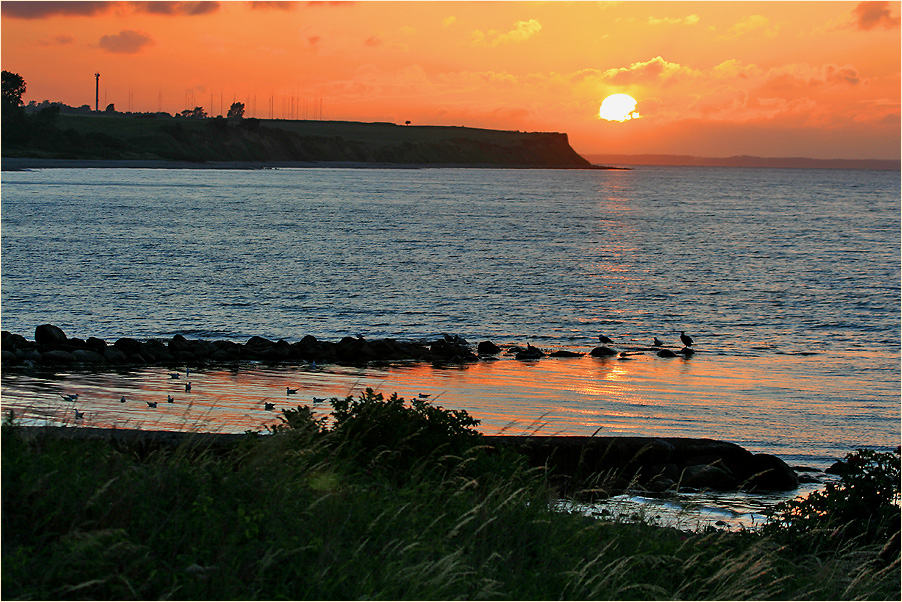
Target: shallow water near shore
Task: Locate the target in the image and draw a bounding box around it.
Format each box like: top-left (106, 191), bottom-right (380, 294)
top-left (2, 165), bottom-right (899, 525)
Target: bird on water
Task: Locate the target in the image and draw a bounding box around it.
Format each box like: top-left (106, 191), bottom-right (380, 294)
top-left (185, 382), bottom-right (192, 392)
top-left (264, 402), bottom-right (275, 411)
top-left (653, 337), bottom-right (664, 347)
top-left (680, 331), bottom-right (694, 347)
top-left (74, 409), bottom-right (84, 419)
top-left (598, 335), bottom-right (613, 344)
top-left (147, 401), bottom-right (158, 408)
top-left (287, 387), bottom-right (298, 395)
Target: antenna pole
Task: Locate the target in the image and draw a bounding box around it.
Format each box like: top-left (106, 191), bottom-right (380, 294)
top-left (94, 73), bottom-right (100, 112)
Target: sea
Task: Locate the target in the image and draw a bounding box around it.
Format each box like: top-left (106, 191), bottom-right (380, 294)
top-left (1, 165), bottom-right (899, 529)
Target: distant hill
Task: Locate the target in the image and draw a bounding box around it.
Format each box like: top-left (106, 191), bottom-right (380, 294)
top-left (2, 112), bottom-right (597, 168)
top-left (584, 153), bottom-right (900, 171)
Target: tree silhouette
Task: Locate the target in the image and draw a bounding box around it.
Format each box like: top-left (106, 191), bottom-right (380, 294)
top-left (227, 101), bottom-right (245, 119)
top-left (2, 71), bottom-right (26, 107)
top-left (180, 106), bottom-right (207, 119)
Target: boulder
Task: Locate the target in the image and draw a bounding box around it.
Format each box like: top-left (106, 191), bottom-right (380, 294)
top-left (114, 338), bottom-right (145, 357)
top-left (104, 347), bottom-right (128, 363)
top-left (656, 349), bottom-right (678, 358)
top-left (590, 345), bottom-right (617, 357)
top-left (1, 350), bottom-right (18, 364)
top-left (681, 464), bottom-right (738, 490)
top-left (85, 337), bottom-right (108, 352)
top-left (72, 349), bottom-right (105, 364)
top-left (744, 453), bottom-right (799, 491)
top-left (35, 324), bottom-right (68, 346)
top-left (477, 340), bottom-right (502, 355)
top-left (42, 350), bottom-right (75, 363)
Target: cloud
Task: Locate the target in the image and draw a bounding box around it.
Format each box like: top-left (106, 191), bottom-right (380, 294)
top-left (38, 35), bottom-right (76, 46)
top-left (600, 56), bottom-right (699, 85)
top-left (647, 14), bottom-right (700, 26)
top-left (1, 1), bottom-right (112, 19)
top-left (133, 2), bottom-right (220, 16)
top-left (98, 30), bottom-right (155, 54)
top-left (443, 16), bottom-right (457, 27)
top-left (720, 14), bottom-right (779, 39)
top-left (471, 19), bottom-right (542, 47)
top-left (853, 1), bottom-right (900, 29)
top-left (364, 36), bottom-right (381, 47)
top-left (250, 1), bottom-right (298, 10)
top-left (1, 1), bottom-right (221, 18)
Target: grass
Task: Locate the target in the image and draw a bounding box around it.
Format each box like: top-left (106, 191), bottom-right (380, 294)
top-left (2, 391), bottom-right (899, 600)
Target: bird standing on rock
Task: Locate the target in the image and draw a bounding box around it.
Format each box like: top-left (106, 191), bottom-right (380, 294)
top-left (680, 331), bottom-right (694, 347)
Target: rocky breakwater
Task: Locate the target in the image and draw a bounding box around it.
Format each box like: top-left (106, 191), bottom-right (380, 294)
top-left (0, 325), bottom-right (478, 369)
top-left (485, 435), bottom-right (799, 494)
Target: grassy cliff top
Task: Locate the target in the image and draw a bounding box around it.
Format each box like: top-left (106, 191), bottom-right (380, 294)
top-left (4, 112), bottom-right (598, 168)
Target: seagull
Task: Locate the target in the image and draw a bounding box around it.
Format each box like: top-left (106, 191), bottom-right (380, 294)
top-left (598, 335), bottom-right (613, 344)
top-left (169, 372), bottom-right (180, 379)
top-left (312, 397), bottom-right (326, 404)
top-left (74, 409), bottom-right (84, 419)
top-left (680, 331), bottom-right (694, 347)
top-left (167, 395), bottom-right (175, 403)
top-left (264, 402), bottom-right (275, 411)
top-left (286, 387), bottom-right (298, 395)
top-left (60, 393), bottom-right (79, 402)
top-left (653, 337), bottom-right (664, 347)
top-left (147, 401), bottom-right (158, 408)
top-left (120, 396), bottom-right (127, 403)
top-left (185, 382), bottom-right (192, 392)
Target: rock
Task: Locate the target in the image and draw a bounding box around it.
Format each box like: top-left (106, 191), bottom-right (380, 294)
top-left (477, 340), bottom-right (502, 355)
top-left (590, 346), bottom-right (617, 357)
top-left (515, 345), bottom-right (545, 360)
top-left (85, 337), bottom-right (108, 352)
top-left (678, 347), bottom-right (695, 356)
top-left (42, 350), bottom-right (75, 363)
top-left (35, 324), bottom-right (68, 346)
top-left (114, 337), bottom-right (145, 357)
top-left (72, 349), bottom-right (105, 363)
top-left (744, 453), bottom-right (799, 491)
top-left (656, 349), bottom-right (678, 358)
top-left (1, 350), bottom-right (18, 364)
top-left (681, 464), bottom-right (738, 490)
top-left (104, 347), bottom-right (128, 363)
top-left (336, 336), bottom-right (376, 362)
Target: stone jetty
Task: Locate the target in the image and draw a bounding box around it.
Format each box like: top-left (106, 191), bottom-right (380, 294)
top-left (1, 324), bottom-right (480, 368)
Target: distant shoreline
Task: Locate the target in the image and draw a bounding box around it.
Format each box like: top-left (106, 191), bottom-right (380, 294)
top-left (1, 157), bottom-right (623, 171)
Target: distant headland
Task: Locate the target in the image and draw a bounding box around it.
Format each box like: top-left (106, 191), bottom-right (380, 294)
top-left (1, 108), bottom-right (610, 170)
top-left (585, 153), bottom-right (900, 171)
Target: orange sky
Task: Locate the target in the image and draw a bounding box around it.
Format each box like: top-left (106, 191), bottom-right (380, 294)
top-left (2, 1), bottom-right (900, 159)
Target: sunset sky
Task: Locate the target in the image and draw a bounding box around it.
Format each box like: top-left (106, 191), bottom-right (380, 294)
top-left (2, 1), bottom-right (899, 160)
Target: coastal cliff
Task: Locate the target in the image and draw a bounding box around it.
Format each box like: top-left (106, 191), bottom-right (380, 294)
top-left (2, 113), bottom-right (597, 168)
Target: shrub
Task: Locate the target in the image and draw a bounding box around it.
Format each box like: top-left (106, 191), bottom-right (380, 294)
top-left (764, 448), bottom-right (901, 548)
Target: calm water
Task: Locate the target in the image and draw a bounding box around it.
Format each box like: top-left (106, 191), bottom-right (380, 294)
top-left (2, 166), bottom-right (899, 473)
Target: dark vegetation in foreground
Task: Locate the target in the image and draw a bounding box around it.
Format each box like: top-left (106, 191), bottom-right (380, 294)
top-left (3, 390), bottom-right (899, 600)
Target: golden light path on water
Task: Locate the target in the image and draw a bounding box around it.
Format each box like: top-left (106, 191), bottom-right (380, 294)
top-left (2, 350), bottom-right (894, 469)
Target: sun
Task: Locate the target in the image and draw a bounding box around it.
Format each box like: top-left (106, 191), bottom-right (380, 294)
top-left (599, 94), bottom-right (640, 122)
